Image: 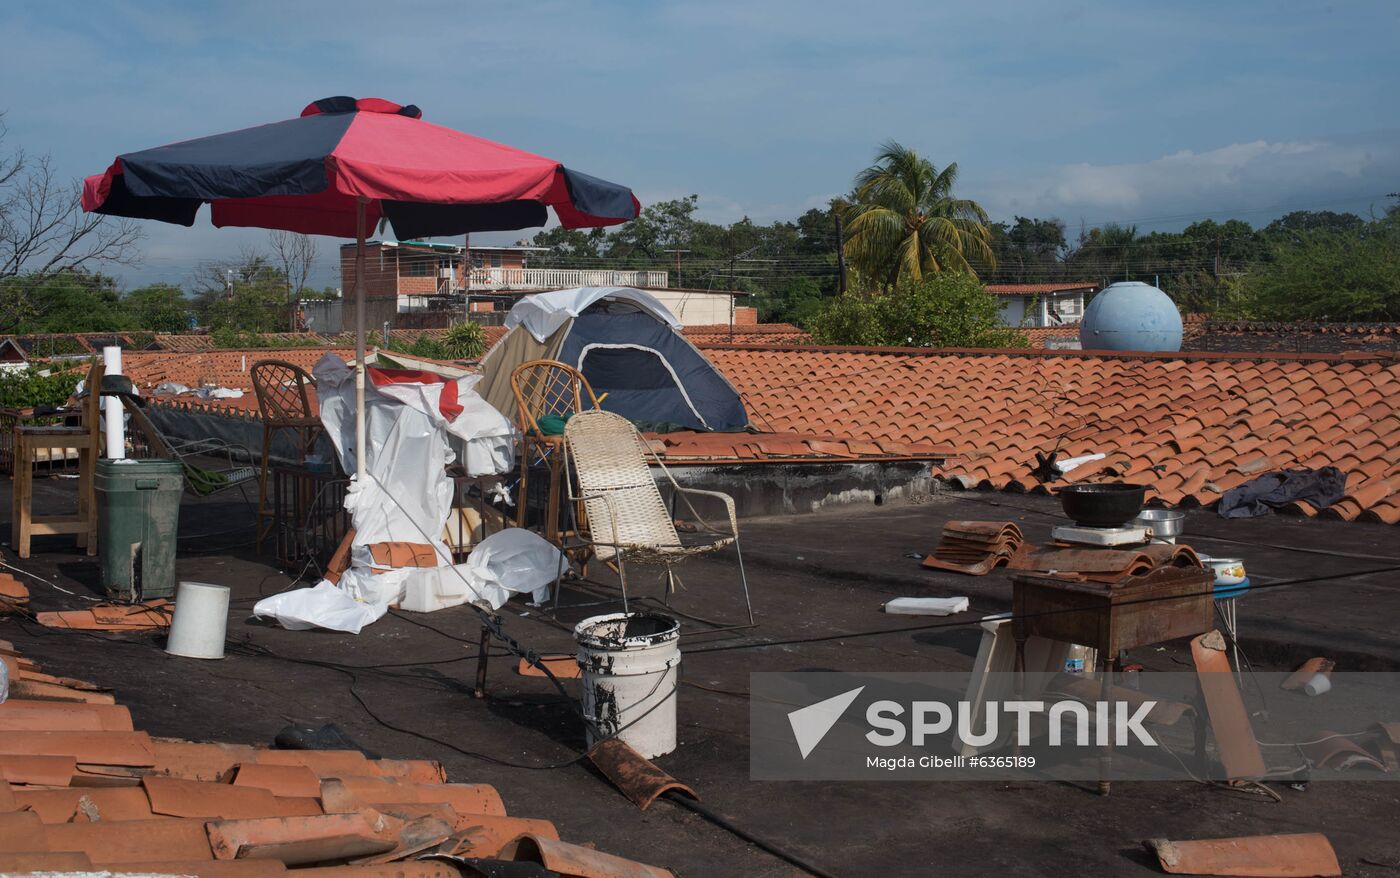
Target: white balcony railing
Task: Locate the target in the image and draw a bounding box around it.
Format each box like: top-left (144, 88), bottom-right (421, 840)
top-left (467, 267), bottom-right (668, 291)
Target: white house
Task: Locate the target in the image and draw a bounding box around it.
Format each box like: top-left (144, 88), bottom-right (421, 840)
top-left (987, 282), bottom-right (1097, 328)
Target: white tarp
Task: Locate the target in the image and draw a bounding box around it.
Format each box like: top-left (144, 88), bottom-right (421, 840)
top-left (252, 355), bottom-right (550, 632)
top-left (459, 529), bottom-right (566, 608)
top-left (253, 581), bottom-right (387, 634)
top-left (506, 286), bottom-right (681, 342)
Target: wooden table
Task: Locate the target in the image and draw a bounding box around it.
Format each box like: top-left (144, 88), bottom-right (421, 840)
top-left (1012, 565), bottom-right (1215, 794)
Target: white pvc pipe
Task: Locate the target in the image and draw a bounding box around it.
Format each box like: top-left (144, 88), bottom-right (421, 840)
top-left (165, 581), bottom-right (231, 659)
top-left (102, 346), bottom-right (124, 459)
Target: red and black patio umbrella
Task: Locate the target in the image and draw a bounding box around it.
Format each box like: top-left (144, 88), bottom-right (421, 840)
top-left (82, 96), bottom-right (640, 480)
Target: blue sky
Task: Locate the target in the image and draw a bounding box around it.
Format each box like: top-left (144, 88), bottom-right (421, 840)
top-left (2, 0), bottom-right (1396, 290)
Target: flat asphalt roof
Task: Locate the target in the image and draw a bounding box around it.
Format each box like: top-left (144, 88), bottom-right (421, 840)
top-left (5, 481), bottom-right (1400, 876)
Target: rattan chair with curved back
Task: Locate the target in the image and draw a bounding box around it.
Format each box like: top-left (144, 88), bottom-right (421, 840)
top-left (251, 359), bottom-right (322, 547)
top-left (508, 359), bottom-right (600, 537)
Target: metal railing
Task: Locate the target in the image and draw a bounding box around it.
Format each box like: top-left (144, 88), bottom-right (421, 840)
top-left (467, 267), bottom-right (668, 291)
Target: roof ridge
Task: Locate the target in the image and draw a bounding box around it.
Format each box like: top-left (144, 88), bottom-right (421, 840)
top-left (694, 341), bottom-right (1400, 366)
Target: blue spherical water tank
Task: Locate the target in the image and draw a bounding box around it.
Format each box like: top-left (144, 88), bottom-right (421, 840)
top-left (1079, 281), bottom-right (1183, 352)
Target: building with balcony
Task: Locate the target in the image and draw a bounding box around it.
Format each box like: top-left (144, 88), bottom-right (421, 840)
top-left (339, 240), bottom-right (668, 313)
top-left (339, 240), bottom-right (751, 327)
top-left (987, 282), bottom-right (1097, 327)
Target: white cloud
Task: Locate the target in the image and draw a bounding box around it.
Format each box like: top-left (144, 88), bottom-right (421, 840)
top-left (983, 133), bottom-right (1399, 226)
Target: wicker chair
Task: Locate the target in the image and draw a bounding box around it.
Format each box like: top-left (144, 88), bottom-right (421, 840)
top-left (251, 359), bottom-right (322, 547)
top-left (561, 409), bottom-right (753, 627)
top-left (509, 359), bottom-right (600, 538)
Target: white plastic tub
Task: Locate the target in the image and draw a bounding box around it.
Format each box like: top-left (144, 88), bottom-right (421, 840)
top-left (166, 581), bottom-right (231, 659)
top-left (575, 612), bottom-right (680, 759)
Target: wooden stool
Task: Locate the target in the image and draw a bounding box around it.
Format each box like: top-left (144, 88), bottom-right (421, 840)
top-left (11, 360), bottom-right (104, 559)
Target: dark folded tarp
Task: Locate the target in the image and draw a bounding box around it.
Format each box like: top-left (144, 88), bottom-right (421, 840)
top-left (1217, 466), bottom-right (1347, 519)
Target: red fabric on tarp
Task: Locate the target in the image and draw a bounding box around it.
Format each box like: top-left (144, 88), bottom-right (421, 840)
top-left (367, 367), bottom-right (463, 421)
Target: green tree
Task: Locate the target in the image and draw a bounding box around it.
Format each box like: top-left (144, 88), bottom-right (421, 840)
top-left (605, 196), bottom-right (705, 263)
top-left (1262, 210), bottom-right (1365, 243)
top-left (811, 272), bottom-right (1027, 348)
top-left (0, 271), bottom-right (125, 333)
top-left (191, 250), bottom-right (289, 332)
top-left (842, 142), bottom-right (995, 289)
top-left (988, 216), bottom-right (1067, 282)
top-left (124, 284), bottom-right (190, 333)
top-left (529, 226), bottom-right (608, 264)
top-left (1236, 216), bottom-right (1400, 321)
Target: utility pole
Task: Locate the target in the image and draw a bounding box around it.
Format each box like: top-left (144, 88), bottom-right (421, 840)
top-left (834, 213), bottom-right (847, 294)
top-left (663, 249), bottom-right (689, 288)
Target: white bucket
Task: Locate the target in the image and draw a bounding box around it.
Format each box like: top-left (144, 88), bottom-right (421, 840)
top-left (166, 581), bottom-right (231, 659)
top-left (575, 612), bottom-right (680, 759)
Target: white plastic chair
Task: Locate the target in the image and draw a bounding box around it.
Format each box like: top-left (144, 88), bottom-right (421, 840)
top-left (560, 409), bottom-right (753, 628)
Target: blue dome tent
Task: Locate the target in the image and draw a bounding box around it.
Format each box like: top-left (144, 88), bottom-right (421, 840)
top-left (477, 287), bottom-right (749, 433)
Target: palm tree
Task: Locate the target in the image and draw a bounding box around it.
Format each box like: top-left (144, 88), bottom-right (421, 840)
top-left (842, 141), bottom-right (995, 289)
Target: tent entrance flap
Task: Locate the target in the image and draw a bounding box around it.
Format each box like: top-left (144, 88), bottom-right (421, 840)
top-left (578, 344), bottom-right (708, 430)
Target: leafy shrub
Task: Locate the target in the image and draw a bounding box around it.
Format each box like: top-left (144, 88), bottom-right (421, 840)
top-left (811, 272), bottom-right (1029, 349)
top-left (443, 321), bottom-right (487, 359)
top-left (0, 364), bottom-right (85, 409)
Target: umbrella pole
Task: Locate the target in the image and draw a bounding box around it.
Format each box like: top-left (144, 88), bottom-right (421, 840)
top-left (353, 199), bottom-right (368, 484)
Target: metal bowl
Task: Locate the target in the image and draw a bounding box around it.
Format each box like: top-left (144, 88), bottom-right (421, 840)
top-left (1134, 508), bottom-right (1185, 539)
top-left (1055, 483), bottom-right (1147, 527)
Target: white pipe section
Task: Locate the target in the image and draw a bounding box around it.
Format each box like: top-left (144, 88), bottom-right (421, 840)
top-left (102, 346), bottom-right (125, 459)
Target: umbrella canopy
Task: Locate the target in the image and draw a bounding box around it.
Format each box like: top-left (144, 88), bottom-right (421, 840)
top-left (81, 96), bottom-right (640, 485)
top-left (82, 95), bottom-right (639, 237)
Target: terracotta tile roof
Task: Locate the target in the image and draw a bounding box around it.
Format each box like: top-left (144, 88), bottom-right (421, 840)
top-left (683, 323), bottom-right (812, 346)
top-left (985, 282), bottom-right (1098, 296)
top-left (1010, 324), bottom-right (1082, 349)
top-left (149, 333), bottom-right (327, 353)
top-left (0, 641), bottom-right (676, 875)
top-left (1, 333), bottom-right (145, 358)
top-left (122, 349), bottom-right (350, 394)
top-left (648, 429), bottom-right (947, 462)
top-left (705, 344), bottom-right (1400, 523)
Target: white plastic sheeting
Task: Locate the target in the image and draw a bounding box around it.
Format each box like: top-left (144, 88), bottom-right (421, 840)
top-left (506, 286), bottom-right (681, 342)
top-left (460, 529), bottom-right (565, 609)
top-left (253, 581), bottom-right (387, 634)
top-left (251, 355), bottom-right (549, 633)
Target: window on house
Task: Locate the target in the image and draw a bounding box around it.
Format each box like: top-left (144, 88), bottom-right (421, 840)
top-left (402, 257), bottom-right (433, 277)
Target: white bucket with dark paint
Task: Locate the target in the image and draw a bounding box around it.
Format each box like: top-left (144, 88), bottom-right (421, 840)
top-left (165, 581), bottom-right (231, 659)
top-left (574, 612), bottom-right (680, 759)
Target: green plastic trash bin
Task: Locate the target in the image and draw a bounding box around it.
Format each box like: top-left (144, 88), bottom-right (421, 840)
top-left (96, 459), bottom-right (183, 600)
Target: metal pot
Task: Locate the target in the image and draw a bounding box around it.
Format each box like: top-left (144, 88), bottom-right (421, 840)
top-left (1056, 483), bottom-right (1147, 527)
top-left (1134, 508), bottom-right (1185, 540)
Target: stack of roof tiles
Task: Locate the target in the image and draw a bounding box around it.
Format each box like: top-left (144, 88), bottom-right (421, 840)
top-left (0, 639), bottom-right (674, 878)
top-left (1006, 542), bottom-right (1203, 583)
top-left (921, 521), bottom-right (1024, 575)
top-left (701, 345), bottom-right (1400, 524)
